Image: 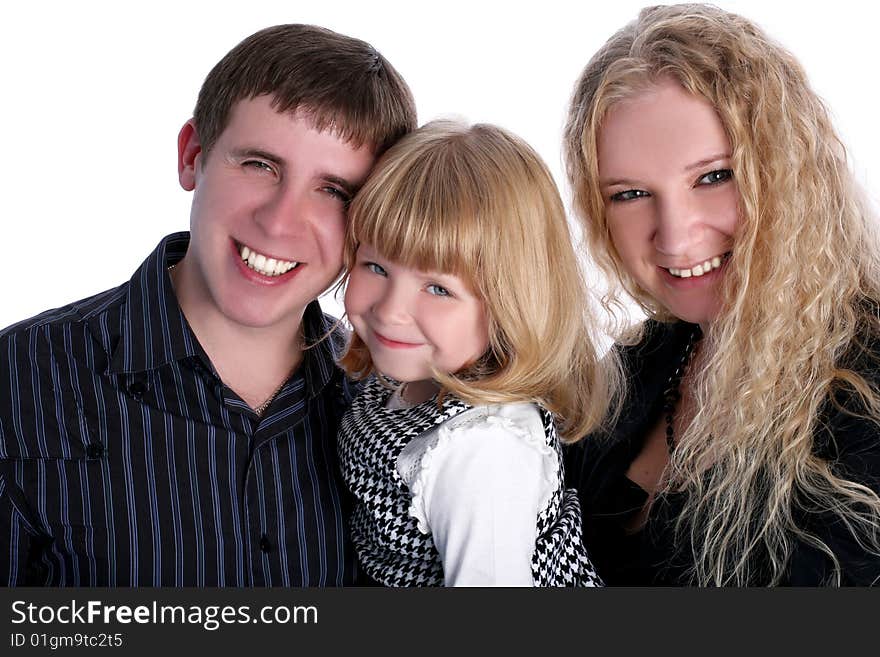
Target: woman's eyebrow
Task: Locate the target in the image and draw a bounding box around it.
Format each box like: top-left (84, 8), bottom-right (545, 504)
top-left (683, 153), bottom-right (731, 172)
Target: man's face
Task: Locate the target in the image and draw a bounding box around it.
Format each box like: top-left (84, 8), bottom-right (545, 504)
top-left (177, 94), bottom-right (375, 333)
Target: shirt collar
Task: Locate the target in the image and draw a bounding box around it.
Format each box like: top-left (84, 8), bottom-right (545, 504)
top-left (299, 300), bottom-right (346, 399)
top-left (106, 231), bottom-right (202, 374)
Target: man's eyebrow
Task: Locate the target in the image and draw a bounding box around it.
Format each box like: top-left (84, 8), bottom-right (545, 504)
top-left (231, 148), bottom-right (283, 164)
top-left (322, 174), bottom-right (359, 196)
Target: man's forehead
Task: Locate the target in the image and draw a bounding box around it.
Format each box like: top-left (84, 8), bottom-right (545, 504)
top-left (220, 97), bottom-right (371, 150)
top-left (225, 94), bottom-right (377, 153)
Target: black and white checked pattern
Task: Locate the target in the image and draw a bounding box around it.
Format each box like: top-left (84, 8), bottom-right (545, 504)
top-left (338, 377), bottom-right (602, 587)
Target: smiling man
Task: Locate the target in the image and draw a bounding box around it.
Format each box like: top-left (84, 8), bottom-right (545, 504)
top-left (0, 25), bottom-right (416, 586)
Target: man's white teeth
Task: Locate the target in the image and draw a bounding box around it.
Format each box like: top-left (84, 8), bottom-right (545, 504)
top-left (239, 244), bottom-right (298, 277)
top-left (668, 255), bottom-right (725, 279)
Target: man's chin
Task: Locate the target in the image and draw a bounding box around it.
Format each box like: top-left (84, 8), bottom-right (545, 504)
top-left (216, 297), bottom-right (310, 333)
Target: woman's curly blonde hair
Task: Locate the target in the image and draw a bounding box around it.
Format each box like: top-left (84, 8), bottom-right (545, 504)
top-left (564, 3), bottom-right (880, 585)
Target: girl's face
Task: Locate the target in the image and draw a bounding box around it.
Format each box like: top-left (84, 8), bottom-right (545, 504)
top-left (345, 244), bottom-right (490, 383)
top-left (597, 78), bottom-right (739, 328)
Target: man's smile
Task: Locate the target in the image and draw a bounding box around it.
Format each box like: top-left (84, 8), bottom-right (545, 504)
top-left (235, 239), bottom-right (300, 277)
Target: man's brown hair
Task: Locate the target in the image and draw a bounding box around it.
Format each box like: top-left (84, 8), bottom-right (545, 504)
top-left (193, 24), bottom-right (416, 157)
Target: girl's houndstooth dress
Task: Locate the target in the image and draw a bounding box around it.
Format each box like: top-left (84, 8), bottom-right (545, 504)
top-left (338, 377), bottom-right (602, 586)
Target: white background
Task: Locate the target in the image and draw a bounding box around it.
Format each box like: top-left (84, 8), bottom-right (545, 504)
top-left (1, 0), bottom-right (877, 329)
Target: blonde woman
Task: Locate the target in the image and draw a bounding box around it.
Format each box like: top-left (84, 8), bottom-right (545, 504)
top-left (337, 120), bottom-right (615, 586)
top-left (563, 4), bottom-right (880, 585)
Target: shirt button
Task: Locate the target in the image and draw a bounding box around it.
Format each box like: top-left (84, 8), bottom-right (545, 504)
top-left (86, 442), bottom-right (105, 459)
top-left (129, 381), bottom-right (148, 400)
top-left (259, 534), bottom-right (272, 553)
top-left (25, 561), bottom-right (50, 585)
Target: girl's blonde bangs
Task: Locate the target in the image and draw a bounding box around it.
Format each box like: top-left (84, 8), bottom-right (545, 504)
top-left (347, 125), bottom-right (489, 286)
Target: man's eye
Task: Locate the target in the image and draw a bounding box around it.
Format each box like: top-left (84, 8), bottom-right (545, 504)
top-left (697, 169), bottom-right (733, 185)
top-left (323, 186), bottom-right (351, 204)
top-left (366, 262), bottom-right (387, 277)
top-left (609, 189), bottom-right (650, 202)
top-left (244, 160), bottom-right (274, 173)
top-left (426, 284), bottom-right (451, 297)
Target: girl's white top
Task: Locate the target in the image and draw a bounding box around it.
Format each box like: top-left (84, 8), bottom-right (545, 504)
top-left (388, 388), bottom-right (558, 586)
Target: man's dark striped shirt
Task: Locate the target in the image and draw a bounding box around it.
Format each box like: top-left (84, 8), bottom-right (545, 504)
top-left (0, 232), bottom-right (357, 585)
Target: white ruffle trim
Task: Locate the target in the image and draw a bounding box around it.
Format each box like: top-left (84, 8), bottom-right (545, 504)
top-left (407, 412), bottom-right (559, 534)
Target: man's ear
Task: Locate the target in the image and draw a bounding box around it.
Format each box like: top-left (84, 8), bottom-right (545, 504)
top-left (177, 119), bottom-right (202, 191)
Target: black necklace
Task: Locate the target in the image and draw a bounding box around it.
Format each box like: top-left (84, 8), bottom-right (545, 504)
top-left (662, 327), bottom-right (701, 453)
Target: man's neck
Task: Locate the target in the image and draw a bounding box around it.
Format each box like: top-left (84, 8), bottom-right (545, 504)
top-left (170, 264), bottom-right (307, 410)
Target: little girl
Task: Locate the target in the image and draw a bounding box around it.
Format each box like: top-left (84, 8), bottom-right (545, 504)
top-left (337, 120), bottom-right (616, 586)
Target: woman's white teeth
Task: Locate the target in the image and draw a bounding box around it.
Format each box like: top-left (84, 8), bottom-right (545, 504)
top-left (238, 244), bottom-right (298, 277)
top-left (668, 255), bottom-right (725, 278)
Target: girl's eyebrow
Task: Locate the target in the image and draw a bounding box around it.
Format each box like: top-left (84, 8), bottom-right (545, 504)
top-left (358, 244), bottom-right (380, 259)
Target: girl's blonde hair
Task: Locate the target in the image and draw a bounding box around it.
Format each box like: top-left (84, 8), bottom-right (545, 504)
top-left (340, 119), bottom-right (618, 441)
top-left (564, 3), bottom-right (880, 585)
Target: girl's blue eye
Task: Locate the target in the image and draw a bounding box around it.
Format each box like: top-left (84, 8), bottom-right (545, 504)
top-left (426, 284), bottom-right (450, 297)
top-left (609, 189), bottom-right (650, 202)
top-left (366, 262), bottom-right (387, 277)
top-left (698, 169), bottom-right (733, 185)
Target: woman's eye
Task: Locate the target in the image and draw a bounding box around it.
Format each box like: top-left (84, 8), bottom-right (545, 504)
top-left (698, 169), bottom-right (733, 185)
top-left (366, 262), bottom-right (387, 277)
top-left (609, 189), bottom-right (650, 202)
top-left (426, 284), bottom-right (451, 297)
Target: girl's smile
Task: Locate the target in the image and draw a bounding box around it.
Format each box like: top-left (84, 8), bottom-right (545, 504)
top-left (371, 329), bottom-right (424, 349)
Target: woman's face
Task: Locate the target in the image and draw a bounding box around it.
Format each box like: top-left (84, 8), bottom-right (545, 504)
top-left (597, 78), bottom-right (739, 327)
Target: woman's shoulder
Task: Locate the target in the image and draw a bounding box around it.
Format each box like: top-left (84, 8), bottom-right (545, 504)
top-left (816, 335), bottom-right (880, 486)
top-left (563, 321), bottom-right (696, 494)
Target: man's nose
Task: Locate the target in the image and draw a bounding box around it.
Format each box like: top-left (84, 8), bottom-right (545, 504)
top-left (254, 184), bottom-right (306, 237)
